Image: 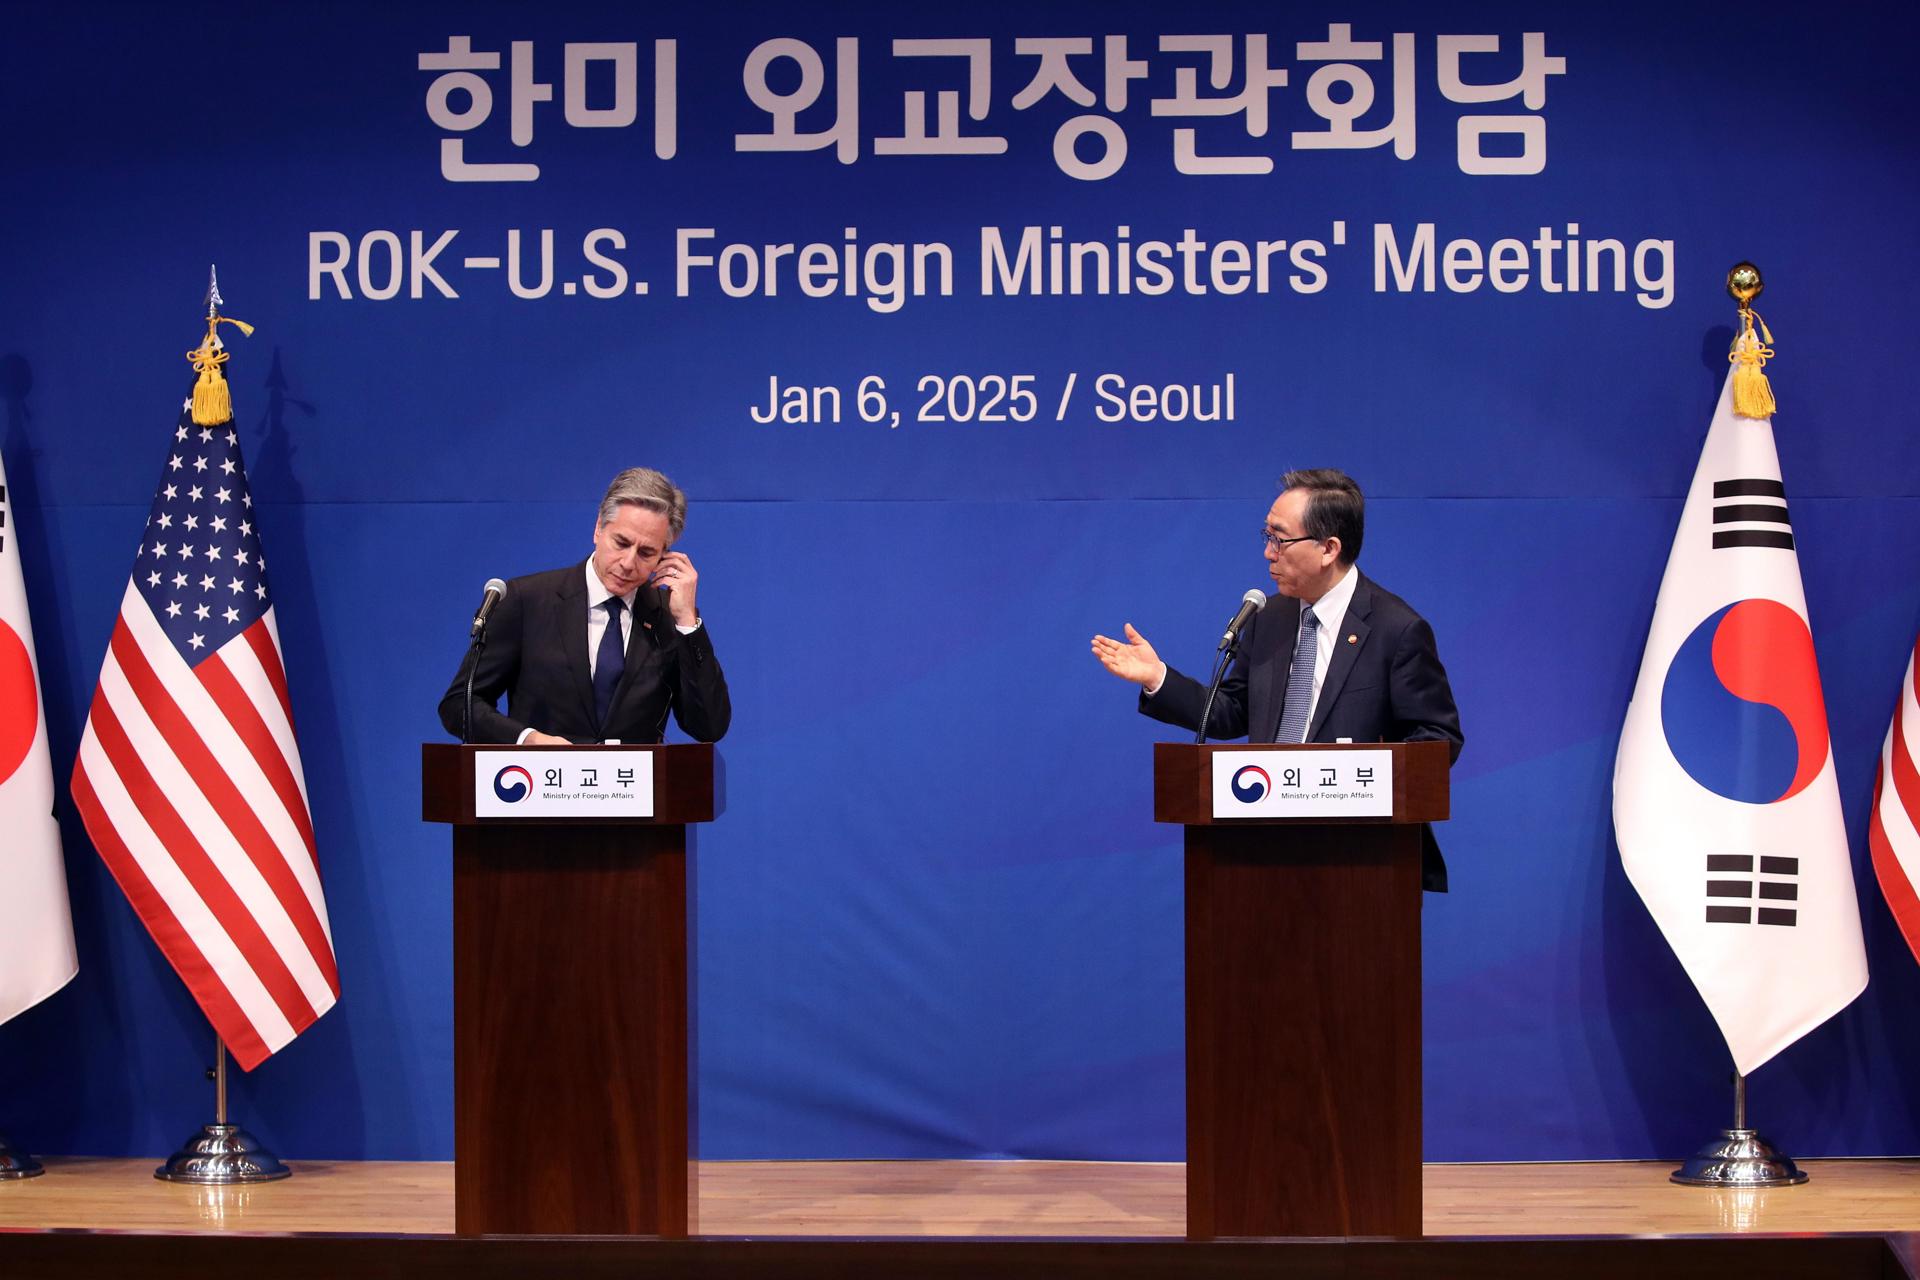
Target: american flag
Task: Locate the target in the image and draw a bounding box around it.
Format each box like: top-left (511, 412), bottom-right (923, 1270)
top-left (71, 398), bottom-right (337, 1070)
top-left (1869, 633), bottom-right (1920, 967)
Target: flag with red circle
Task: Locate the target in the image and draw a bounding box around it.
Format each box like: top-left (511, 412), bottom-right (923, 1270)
top-left (1613, 350), bottom-right (1868, 1075)
top-left (0, 453), bottom-right (79, 1026)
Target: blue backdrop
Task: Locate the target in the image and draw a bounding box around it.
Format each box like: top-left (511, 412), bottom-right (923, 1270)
top-left (2, 1), bottom-right (1917, 1163)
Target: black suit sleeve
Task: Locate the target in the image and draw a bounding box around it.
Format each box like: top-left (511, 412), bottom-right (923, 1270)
top-left (1387, 615), bottom-right (1463, 764)
top-left (1136, 621), bottom-right (1253, 741)
top-left (436, 587), bottom-right (531, 745)
top-left (660, 619), bottom-right (731, 743)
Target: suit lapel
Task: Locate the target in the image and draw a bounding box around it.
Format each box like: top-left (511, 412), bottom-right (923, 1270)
top-left (606, 585), bottom-right (666, 717)
top-left (1308, 572), bottom-right (1373, 742)
top-left (560, 562), bottom-right (596, 730)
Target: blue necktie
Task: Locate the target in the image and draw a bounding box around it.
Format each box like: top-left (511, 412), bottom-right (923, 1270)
top-left (1275, 604), bottom-right (1319, 743)
top-left (593, 597), bottom-right (625, 730)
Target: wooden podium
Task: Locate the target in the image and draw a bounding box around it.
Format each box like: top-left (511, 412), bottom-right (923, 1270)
top-left (1155, 740), bottom-right (1450, 1240)
top-left (422, 742), bottom-right (716, 1237)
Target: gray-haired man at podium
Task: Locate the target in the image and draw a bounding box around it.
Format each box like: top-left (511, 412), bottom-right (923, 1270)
top-left (439, 466), bottom-right (731, 746)
top-left (1092, 468), bottom-right (1461, 890)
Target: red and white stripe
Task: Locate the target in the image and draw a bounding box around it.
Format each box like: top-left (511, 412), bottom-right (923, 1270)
top-left (1869, 633), bottom-right (1920, 967)
top-left (72, 584), bottom-right (336, 1069)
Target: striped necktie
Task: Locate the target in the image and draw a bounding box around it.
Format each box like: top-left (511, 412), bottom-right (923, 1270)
top-left (1275, 604), bottom-right (1319, 743)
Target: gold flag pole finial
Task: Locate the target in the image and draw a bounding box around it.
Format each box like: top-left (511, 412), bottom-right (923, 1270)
top-left (1726, 262), bottom-right (1777, 420)
top-left (188, 264), bottom-right (256, 426)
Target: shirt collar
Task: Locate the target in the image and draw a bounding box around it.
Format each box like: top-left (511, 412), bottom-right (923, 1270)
top-left (584, 559), bottom-right (639, 611)
top-left (1303, 563), bottom-right (1358, 636)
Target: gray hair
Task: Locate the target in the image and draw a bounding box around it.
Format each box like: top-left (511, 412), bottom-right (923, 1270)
top-left (597, 467), bottom-right (688, 541)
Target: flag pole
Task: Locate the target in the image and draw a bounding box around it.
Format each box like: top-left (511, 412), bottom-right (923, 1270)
top-left (1671, 1069), bottom-right (1809, 1187)
top-left (70, 278), bottom-right (332, 1183)
top-left (0, 1135), bottom-right (46, 1179)
top-left (145, 277), bottom-right (292, 1186)
top-left (154, 1031), bottom-right (292, 1184)
top-left (1668, 266), bottom-right (1810, 1191)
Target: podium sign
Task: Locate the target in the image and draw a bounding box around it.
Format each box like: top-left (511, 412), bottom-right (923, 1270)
top-left (473, 748), bottom-right (655, 817)
top-left (1210, 748), bottom-right (1394, 818)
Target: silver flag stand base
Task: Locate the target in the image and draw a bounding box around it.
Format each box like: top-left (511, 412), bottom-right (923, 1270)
top-left (1670, 1127), bottom-right (1808, 1187)
top-left (0, 1135), bottom-right (46, 1180)
top-left (154, 1123), bottom-right (291, 1184)
top-left (155, 1035), bottom-right (292, 1184)
top-left (1671, 1072), bottom-right (1808, 1187)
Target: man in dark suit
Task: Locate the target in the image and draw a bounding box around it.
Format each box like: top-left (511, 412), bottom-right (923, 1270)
top-left (439, 467), bottom-right (731, 745)
top-left (1092, 469), bottom-right (1461, 890)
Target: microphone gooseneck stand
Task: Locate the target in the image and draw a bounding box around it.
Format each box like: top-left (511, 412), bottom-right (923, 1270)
top-left (1196, 591), bottom-right (1263, 743)
top-left (1194, 646), bottom-right (1238, 746)
top-left (463, 624), bottom-right (487, 744)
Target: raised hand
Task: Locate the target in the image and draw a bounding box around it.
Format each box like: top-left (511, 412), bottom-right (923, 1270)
top-left (1091, 623), bottom-right (1165, 688)
top-left (651, 551), bottom-right (700, 627)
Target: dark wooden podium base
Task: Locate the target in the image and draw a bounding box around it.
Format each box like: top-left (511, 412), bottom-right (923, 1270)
top-left (1185, 822), bottom-right (1422, 1239)
top-left (453, 823), bottom-right (692, 1236)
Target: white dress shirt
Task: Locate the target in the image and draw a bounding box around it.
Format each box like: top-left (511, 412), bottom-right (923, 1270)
top-left (584, 560), bottom-right (639, 678)
top-left (1292, 564), bottom-right (1357, 735)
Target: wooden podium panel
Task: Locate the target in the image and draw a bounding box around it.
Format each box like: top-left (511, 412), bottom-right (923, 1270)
top-left (425, 743), bottom-right (712, 1237)
top-left (1157, 742), bottom-right (1447, 1240)
top-left (1185, 822), bottom-right (1421, 1238)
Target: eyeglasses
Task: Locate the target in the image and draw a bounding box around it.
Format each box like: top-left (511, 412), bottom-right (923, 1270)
top-left (1261, 527), bottom-right (1319, 552)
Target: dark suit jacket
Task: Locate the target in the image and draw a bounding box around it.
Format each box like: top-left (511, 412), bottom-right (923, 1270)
top-left (438, 561), bottom-right (731, 745)
top-left (1140, 570), bottom-right (1462, 891)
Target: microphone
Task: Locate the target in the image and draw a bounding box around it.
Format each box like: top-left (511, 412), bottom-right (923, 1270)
top-left (470, 578), bottom-right (507, 640)
top-left (1196, 589), bottom-right (1267, 744)
top-left (1218, 588), bottom-right (1267, 652)
top-left (463, 578), bottom-right (507, 743)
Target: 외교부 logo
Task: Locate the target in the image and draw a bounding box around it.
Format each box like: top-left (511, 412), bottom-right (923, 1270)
top-left (492, 765), bottom-right (533, 803)
top-left (1230, 764), bottom-right (1270, 803)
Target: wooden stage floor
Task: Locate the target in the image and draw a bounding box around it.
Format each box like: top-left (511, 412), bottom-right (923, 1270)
top-left (3, 1156), bottom-right (1918, 1239)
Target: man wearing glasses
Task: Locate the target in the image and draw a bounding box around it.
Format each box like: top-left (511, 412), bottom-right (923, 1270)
top-left (1092, 468), bottom-right (1461, 890)
top-left (438, 467), bottom-right (731, 746)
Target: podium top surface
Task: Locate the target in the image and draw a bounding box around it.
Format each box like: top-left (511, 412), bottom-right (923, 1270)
top-left (421, 742), bottom-right (718, 826)
top-left (1153, 740), bottom-right (1450, 826)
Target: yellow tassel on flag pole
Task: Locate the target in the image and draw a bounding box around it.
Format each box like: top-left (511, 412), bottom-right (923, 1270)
top-left (188, 265), bottom-right (255, 426)
top-left (1726, 262), bottom-right (1776, 420)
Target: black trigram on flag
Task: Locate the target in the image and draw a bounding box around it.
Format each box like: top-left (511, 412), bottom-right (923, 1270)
top-left (0, 482), bottom-right (7, 554)
top-left (1705, 854), bottom-right (1799, 925)
top-left (1711, 478), bottom-right (1793, 551)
